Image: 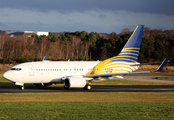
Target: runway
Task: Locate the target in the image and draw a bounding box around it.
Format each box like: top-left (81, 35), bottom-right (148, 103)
top-left (1, 85), bottom-right (174, 93)
top-left (1, 75), bottom-right (174, 93)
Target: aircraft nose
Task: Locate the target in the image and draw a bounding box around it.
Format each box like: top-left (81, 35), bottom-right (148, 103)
top-left (3, 71), bottom-right (11, 81)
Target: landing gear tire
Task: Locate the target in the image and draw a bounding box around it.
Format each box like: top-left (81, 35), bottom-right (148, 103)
top-left (83, 85), bottom-right (91, 90)
top-left (19, 86), bottom-right (24, 90)
top-left (64, 86), bottom-right (70, 89)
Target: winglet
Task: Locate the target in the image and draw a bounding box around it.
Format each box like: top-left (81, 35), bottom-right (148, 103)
top-left (43, 55), bottom-right (47, 61)
top-left (155, 58), bottom-right (168, 72)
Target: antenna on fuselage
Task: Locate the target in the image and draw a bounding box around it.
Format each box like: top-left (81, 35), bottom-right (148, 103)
top-left (43, 55), bottom-right (47, 61)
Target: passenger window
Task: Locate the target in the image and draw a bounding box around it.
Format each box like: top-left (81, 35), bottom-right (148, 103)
top-left (18, 68), bottom-right (21, 71)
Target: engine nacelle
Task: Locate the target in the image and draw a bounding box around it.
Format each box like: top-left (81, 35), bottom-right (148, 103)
top-left (64, 77), bottom-right (86, 89)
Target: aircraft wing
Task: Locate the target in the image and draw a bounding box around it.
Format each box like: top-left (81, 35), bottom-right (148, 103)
top-left (84, 58), bottom-right (168, 78)
top-left (84, 71), bottom-right (151, 78)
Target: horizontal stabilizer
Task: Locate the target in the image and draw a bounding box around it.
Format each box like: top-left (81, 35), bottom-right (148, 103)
top-left (155, 58), bottom-right (168, 72)
top-left (131, 60), bottom-right (170, 66)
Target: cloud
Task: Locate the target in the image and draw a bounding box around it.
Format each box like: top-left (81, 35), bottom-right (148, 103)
top-left (0, 0), bottom-right (174, 15)
top-left (0, 21), bottom-right (112, 33)
top-left (0, 8), bottom-right (114, 26)
top-left (1, 7), bottom-right (174, 33)
top-left (98, 14), bottom-right (107, 19)
top-left (0, 0), bottom-right (174, 33)
top-left (0, 22), bottom-right (6, 28)
top-left (0, 13), bottom-right (8, 17)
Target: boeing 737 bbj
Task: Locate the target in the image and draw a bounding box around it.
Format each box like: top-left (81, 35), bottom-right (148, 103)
top-left (3, 25), bottom-right (168, 90)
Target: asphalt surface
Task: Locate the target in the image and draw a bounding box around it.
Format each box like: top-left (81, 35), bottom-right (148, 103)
top-left (1, 75), bottom-right (174, 93)
top-left (0, 85), bottom-right (174, 93)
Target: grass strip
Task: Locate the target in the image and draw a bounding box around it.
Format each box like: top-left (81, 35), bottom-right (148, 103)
top-left (156, 77), bottom-right (174, 81)
top-left (0, 92), bottom-right (174, 102)
top-left (91, 79), bottom-right (174, 85)
top-left (0, 102), bottom-right (174, 119)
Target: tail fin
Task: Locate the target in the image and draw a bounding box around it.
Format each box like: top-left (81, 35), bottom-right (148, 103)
top-left (105, 25), bottom-right (144, 63)
top-left (85, 25), bottom-right (144, 75)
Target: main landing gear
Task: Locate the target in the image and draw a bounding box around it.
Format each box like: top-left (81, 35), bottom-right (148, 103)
top-left (19, 86), bottom-right (24, 90)
top-left (83, 84), bottom-right (91, 90)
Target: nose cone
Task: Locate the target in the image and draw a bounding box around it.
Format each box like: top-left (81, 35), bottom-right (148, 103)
top-left (3, 71), bottom-right (11, 81)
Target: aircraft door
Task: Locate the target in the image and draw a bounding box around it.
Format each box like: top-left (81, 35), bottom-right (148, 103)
top-left (28, 64), bottom-right (34, 76)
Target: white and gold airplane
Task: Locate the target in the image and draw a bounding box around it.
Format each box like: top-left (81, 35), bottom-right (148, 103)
top-left (3, 25), bottom-right (168, 90)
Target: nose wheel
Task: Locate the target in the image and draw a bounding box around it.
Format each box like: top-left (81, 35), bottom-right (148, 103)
top-left (19, 86), bottom-right (24, 90)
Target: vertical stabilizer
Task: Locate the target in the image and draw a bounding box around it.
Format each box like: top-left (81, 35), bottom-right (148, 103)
top-left (105, 25), bottom-right (144, 62)
top-left (85, 25), bottom-right (144, 75)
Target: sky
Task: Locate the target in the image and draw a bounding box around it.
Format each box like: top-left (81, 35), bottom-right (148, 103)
top-left (0, 0), bottom-right (174, 34)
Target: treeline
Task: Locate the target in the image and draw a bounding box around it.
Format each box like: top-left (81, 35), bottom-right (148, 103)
top-left (0, 27), bottom-right (174, 65)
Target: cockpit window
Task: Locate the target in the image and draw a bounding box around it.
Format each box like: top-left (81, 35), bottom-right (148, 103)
top-left (11, 68), bottom-right (22, 71)
top-left (11, 68), bottom-right (16, 70)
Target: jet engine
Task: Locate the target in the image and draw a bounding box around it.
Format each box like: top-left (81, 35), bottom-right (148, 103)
top-left (64, 77), bottom-right (86, 89)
